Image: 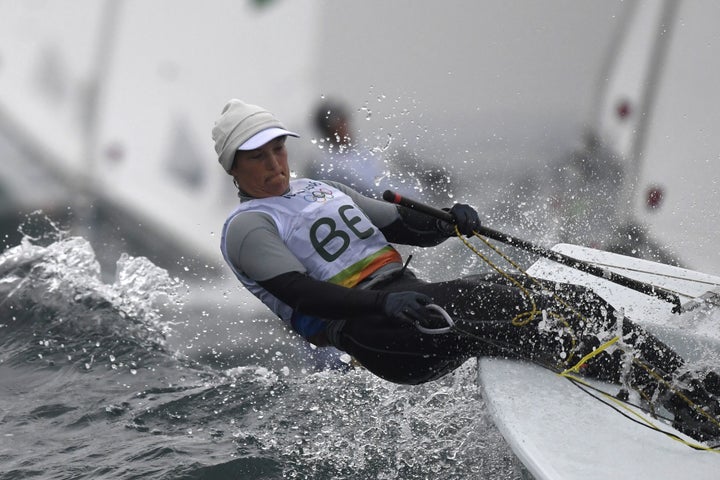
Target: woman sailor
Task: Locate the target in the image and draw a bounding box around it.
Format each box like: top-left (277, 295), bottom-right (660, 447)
top-left (214, 99), bottom-right (720, 442)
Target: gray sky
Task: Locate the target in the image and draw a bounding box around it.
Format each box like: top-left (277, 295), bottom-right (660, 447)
top-left (314, 1), bottom-right (626, 141)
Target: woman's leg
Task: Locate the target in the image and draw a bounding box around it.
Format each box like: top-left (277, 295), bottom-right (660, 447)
top-left (520, 280), bottom-right (720, 441)
top-left (328, 273), bottom-right (580, 384)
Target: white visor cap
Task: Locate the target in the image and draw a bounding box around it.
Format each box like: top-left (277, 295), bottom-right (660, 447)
top-left (238, 127), bottom-right (298, 151)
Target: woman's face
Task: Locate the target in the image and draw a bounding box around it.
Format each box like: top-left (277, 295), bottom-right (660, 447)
top-left (230, 136), bottom-right (290, 198)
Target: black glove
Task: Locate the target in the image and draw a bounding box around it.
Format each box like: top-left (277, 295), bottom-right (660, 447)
top-left (383, 291), bottom-right (432, 324)
top-left (437, 203), bottom-right (481, 236)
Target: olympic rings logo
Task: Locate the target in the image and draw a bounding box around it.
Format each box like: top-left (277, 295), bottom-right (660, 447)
top-left (303, 188), bottom-right (334, 202)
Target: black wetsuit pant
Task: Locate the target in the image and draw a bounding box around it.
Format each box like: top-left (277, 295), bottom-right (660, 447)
top-left (325, 271), bottom-right (720, 441)
top-left (326, 271), bottom-right (684, 386)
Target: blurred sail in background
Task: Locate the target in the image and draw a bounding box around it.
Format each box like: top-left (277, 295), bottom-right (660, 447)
top-left (589, 0), bottom-right (720, 274)
top-left (0, 0), bottom-right (320, 271)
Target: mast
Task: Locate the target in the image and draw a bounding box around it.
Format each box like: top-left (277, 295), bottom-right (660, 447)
top-left (74, 0), bottom-right (122, 235)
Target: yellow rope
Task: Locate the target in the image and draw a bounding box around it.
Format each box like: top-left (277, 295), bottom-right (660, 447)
top-left (454, 226), bottom-right (720, 451)
top-left (561, 372), bottom-right (720, 452)
top-left (560, 336), bottom-right (620, 375)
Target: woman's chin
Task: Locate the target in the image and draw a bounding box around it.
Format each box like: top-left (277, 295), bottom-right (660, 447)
top-left (266, 176), bottom-right (289, 194)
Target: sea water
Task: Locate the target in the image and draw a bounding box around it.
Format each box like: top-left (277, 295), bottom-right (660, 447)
top-left (0, 224), bottom-right (527, 479)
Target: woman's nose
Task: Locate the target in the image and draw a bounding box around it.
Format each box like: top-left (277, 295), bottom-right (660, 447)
top-left (265, 153), bottom-right (280, 169)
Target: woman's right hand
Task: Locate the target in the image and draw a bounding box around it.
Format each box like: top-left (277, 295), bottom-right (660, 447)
top-left (383, 291), bottom-right (432, 324)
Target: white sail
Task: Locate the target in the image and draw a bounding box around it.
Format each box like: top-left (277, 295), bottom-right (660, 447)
top-left (593, 0), bottom-right (669, 167)
top-left (0, 0), bottom-right (106, 175)
top-left (594, 0), bottom-right (720, 275)
top-left (0, 0), bottom-right (321, 266)
top-left (91, 0), bottom-right (321, 265)
top-left (633, 0), bottom-right (720, 275)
